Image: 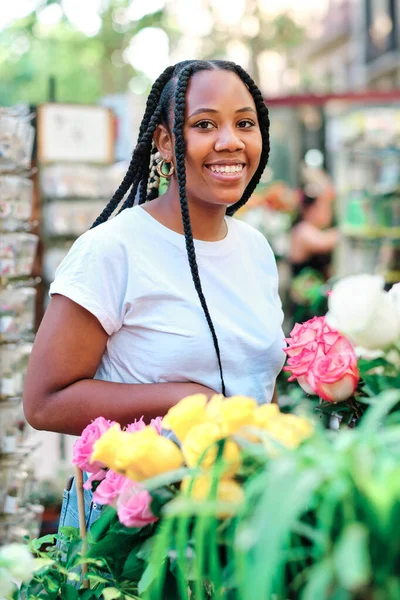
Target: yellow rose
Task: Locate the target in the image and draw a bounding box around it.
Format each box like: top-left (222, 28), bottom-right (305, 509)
top-left (254, 403), bottom-right (280, 429)
top-left (113, 426), bottom-right (184, 481)
top-left (162, 394), bottom-right (209, 442)
top-left (263, 413), bottom-right (313, 451)
top-left (218, 396), bottom-right (258, 436)
top-left (205, 394), bottom-right (225, 421)
top-left (282, 414), bottom-right (314, 439)
top-left (181, 474), bottom-right (244, 517)
top-left (91, 424), bottom-right (125, 471)
top-left (182, 423), bottom-right (241, 477)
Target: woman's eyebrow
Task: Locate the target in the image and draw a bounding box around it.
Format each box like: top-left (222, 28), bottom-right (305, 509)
top-left (188, 106), bottom-right (257, 118)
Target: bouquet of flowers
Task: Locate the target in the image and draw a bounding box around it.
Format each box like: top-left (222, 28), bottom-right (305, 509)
top-left (20, 395), bottom-right (313, 599)
top-left (284, 274), bottom-right (400, 426)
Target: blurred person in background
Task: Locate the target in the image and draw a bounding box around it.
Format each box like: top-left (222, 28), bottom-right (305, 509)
top-left (289, 168), bottom-right (339, 323)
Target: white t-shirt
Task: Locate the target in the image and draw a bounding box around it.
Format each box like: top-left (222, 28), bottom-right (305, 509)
top-left (49, 206), bottom-right (285, 404)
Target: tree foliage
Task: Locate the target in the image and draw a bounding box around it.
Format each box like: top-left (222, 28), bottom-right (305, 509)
top-left (0, 0), bottom-right (166, 106)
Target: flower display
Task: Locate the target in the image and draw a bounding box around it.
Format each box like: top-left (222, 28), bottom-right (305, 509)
top-left (284, 315), bottom-right (359, 403)
top-left (83, 396), bottom-right (313, 528)
top-left (326, 274), bottom-right (400, 350)
top-left (72, 416), bottom-right (116, 472)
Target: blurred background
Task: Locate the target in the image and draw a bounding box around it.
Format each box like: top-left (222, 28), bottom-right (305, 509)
top-left (0, 0), bottom-right (399, 541)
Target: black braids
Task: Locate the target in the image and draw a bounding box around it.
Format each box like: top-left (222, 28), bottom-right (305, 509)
top-left (138, 151), bottom-right (151, 205)
top-left (226, 65), bottom-right (270, 216)
top-left (117, 166), bottom-right (145, 213)
top-left (92, 67), bottom-right (174, 228)
top-left (116, 105), bottom-right (164, 213)
top-left (137, 66), bottom-right (175, 141)
top-left (173, 65), bottom-right (226, 395)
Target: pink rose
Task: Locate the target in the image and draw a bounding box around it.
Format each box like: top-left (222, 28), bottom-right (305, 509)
top-left (126, 417), bottom-right (146, 433)
top-left (284, 341), bottom-right (318, 381)
top-left (83, 469), bottom-right (107, 491)
top-left (284, 316), bottom-right (359, 403)
top-left (117, 485), bottom-right (158, 528)
top-left (150, 416), bottom-right (163, 435)
top-left (284, 316), bottom-right (326, 358)
top-left (307, 345), bottom-right (359, 402)
top-left (72, 417), bottom-right (116, 472)
top-left (126, 416), bottom-right (163, 435)
top-left (92, 470), bottom-right (132, 505)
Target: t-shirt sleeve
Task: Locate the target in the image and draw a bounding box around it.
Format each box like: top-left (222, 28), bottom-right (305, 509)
top-left (49, 230), bottom-right (127, 336)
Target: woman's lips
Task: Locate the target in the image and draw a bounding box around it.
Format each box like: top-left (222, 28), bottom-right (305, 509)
top-left (205, 164), bottom-right (246, 182)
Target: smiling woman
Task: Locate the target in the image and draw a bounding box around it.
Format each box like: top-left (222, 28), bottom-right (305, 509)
top-left (23, 60), bottom-right (285, 530)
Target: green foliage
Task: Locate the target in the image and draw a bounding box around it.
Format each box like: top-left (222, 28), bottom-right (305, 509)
top-left (18, 348), bottom-right (400, 599)
top-left (0, 1), bottom-right (167, 106)
top-left (142, 391), bottom-right (400, 599)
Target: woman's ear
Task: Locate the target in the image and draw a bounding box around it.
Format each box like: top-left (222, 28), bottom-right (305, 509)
top-left (153, 124), bottom-right (173, 162)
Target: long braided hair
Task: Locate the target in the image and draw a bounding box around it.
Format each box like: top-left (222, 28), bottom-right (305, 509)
top-left (91, 60), bottom-right (270, 395)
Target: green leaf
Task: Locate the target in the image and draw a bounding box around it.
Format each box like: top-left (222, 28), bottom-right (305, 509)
top-left (66, 538), bottom-right (83, 569)
top-left (302, 559), bottom-right (335, 600)
top-left (122, 547), bottom-right (144, 580)
top-left (29, 534), bottom-right (57, 552)
top-left (59, 526), bottom-right (81, 540)
top-left (85, 573), bottom-right (111, 585)
top-left (138, 562), bottom-right (157, 596)
top-left (333, 523), bottom-right (371, 591)
top-left (88, 506), bottom-right (118, 543)
top-left (150, 486), bottom-right (176, 518)
top-left (102, 587), bottom-right (122, 599)
top-left (360, 390), bottom-right (400, 432)
top-left (62, 584), bottom-right (79, 600)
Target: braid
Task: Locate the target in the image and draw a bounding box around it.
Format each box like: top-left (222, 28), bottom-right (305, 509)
top-left (226, 65), bottom-right (270, 216)
top-left (91, 66), bottom-right (174, 228)
top-left (116, 105), bottom-right (163, 213)
top-left (173, 65), bottom-right (226, 395)
top-left (146, 143), bottom-right (161, 201)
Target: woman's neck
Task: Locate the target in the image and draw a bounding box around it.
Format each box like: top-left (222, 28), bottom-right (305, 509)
top-left (142, 186), bottom-right (228, 242)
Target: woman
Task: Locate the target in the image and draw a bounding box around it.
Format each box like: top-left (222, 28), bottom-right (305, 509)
top-left (23, 60), bottom-right (285, 528)
top-left (289, 179), bottom-right (339, 323)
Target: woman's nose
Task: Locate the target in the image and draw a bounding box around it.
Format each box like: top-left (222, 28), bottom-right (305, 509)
top-left (214, 127), bottom-right (245, 152)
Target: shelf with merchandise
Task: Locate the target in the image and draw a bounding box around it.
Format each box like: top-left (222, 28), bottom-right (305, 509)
top-left (326, 104), bottom-right (400, 285)
top-left (341, 225), bottom-right (400, 239)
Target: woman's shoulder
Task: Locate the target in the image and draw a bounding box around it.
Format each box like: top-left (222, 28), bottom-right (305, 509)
top-left (78, 206), bottom-right (145, 250)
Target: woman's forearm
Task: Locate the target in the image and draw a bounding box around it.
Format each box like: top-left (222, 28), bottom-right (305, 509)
top-left (25, 379), bottom-right (216, 436)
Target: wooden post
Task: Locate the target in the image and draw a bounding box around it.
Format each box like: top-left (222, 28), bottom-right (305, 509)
top-left (75, 466), bottom-right (89, 589)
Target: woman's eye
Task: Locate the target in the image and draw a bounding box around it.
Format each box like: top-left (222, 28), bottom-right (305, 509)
top-left (194, 120), bottom-right (215, 130)
top-left (237, 119), bottom-right (255, 129)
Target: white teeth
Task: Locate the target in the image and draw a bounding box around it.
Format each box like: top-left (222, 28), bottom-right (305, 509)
top-left (209, 164), bottom-right (244, 174)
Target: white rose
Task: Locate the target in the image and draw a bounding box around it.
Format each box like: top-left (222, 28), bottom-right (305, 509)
top-left (326, 275), bottom-right (400, 350)
top-left (0, 543), bottom-right (35, 581)
top-left (0, 567), bottom-right (15, 599)
top-left (388, 282), bottom-right (400, 320)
